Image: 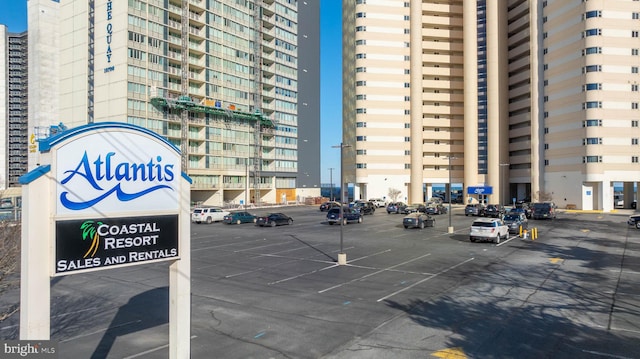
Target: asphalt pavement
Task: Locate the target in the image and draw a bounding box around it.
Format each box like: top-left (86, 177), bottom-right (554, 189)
top-left (1, 205), bottom-right (639, 358)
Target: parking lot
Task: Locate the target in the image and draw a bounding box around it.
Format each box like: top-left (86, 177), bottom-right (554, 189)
top-left (2, 205), bottom-right (640, 358)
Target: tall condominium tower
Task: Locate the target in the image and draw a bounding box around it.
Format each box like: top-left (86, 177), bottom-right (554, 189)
top-left (28, 0), bottom-right (319, 206)
top-left (0, 27), bottom-right (29, 189)
top-left (343, 0), bottom-right (639, 211)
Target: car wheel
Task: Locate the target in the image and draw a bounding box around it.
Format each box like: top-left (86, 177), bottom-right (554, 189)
top-left (465, 213), bottom-right (469, 216)
top-left (404, 225), bottom-right (408, 229)
top-left (636, 222), bottom-right (640, 229)
top-left (288, 219), bottom-right (293, 225)
top-left (358, 217), bottom-right (363, 223)
top-left (234, 219), bottom-right (240, 225)
top-left (253, 218), bottom-right (257, 223)
top-left (270, 221), bottom-right (276, 227)
top-left (419, 222), bottom-right (425, 229)
top-left (470, 237), bottom-right (476, 242)
top-left (329, 222), bottom-right (334, 225)
top-left (495, 235), bottom-right (500, 244)
top-left (206, 217), bottom-right (212, 224)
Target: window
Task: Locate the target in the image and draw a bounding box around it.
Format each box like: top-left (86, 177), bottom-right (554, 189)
top-left (404, 137), bottom-right (410, 142)
top-left (356, 26), bottom-right (366, 32)
top-left (634, 67), bottom-right (639, 74)
top-left (634, 12), bottom-right (640, 19)
top-left (404, 96), bottom-right (410, 101)
top-left (356, 53), bottom-right (366, 59)
top-left (583, 83), bottom-right (601, 91)
top-left (404, 123), bottom-right (410, 128)
top-left (634, 49), bottom-right (639, 55)
top-left (634, 31), bottom-right (639, 38)
top-left (633, 84), bottom-right (639, 92)
top-left (355, 39), bottom-right (366, 46)
top-left (356, 163), bottom-right (367, 168)
top-left (583, 101), bottom-right (602, 109)
top-left (584, 11), bottom-right (601, 19)
top-left (633, 138), bottom-right (639, 145)
top-left (633, 156), bottom-right (639, 163)
top-left (356, 149), bottom-right (366, 155)
top-left (583, 119), bottom-right (602, 127)
top-left (544, 143), bottom-right (549, 150)
top-left (585, 29), bottom-right (601, 37)
top-left (544, 159), bottom-right (549, 166)
top-left (404, 164), bottom-right (411, 169)
top-left (583, 65), bottom-right (601, 73)
top-left (356, 81), bottom-right (366, 86)
top-left (356, 136), bottom-right (366, 141)
top-left (583, 138), bottom-right (602, 145)
top-left (634, 103), bottom-right (639, 109)
top-left (356, 108), bottom-right (366, 114)
top-left (633, 120), bottom-right (639, 127)
top-left (356, 122), bottom-right (366, 127)
top-left (356, 12), bottom-right (366, 18)
top-left (583, 47), bottom-right (601, 55)
top-left (583, 156), bottom-right (602, 163)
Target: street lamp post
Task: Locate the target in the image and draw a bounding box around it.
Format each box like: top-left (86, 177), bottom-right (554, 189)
top-left (447, 156), bottom-right (456, 234)
top-left (329, 168), bottom-right (334, 201)
top-left (332, 143), bottom-right (351, 265)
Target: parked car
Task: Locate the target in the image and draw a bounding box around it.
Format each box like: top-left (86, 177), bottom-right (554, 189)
top-left (403, 213), bottom-right (435, 229)
top-left (400, 204), bottom-right (426, 214)
top-left (386, 202), bottom-right (407, 214)
top-left (503, 212), bottom-right (528, 234)
top-left (532, 202), bottom-right (557, 220)
top-left (485, 204), bottom-right (506, 218)
top-left (369, 198), bottom-right (387, 208)
top-left (223, 211), bottom-right (257, 224)
top-left (319, 201), bottom-right (341, 212)
top-left (353, 201), bottom-right (376, 215)
top-left (513, 202), bottom-right (532, 219)
top-left (469, 218), bottom-right (509, 243)
top-left (256, 213), bottom-right (293, 227)
top-left (326, 207), bottom-right (363, 225)
top-left (192, 207), bottom-right (230, 224)
top-left (424, 203), bottom-right (447, 215)
top-left (628, 214), bottom-right (640, 229)
top-left (465, 204), bottom-right (486, 217)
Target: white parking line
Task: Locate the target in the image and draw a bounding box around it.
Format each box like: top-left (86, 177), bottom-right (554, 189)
top-left (269, 263), bottom-right (339, 285)
top-left (318, 253), bottom-right (432, 294)
top-left (377, 257), bottom-right (475, 302)
top-left (496, 235), bottom-right (519, 246)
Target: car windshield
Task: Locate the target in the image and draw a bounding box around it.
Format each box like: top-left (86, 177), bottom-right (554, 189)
top-left (503, 215), bottom-right (519, 221)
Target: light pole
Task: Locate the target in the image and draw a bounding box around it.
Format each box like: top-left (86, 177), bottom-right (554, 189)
top-left (329, 168), bottom-right (334, 201)
top-left (332, 143), bottom-right (351, 265)
top-left (500, 163), bottom-right (510, 206)
top-left (447, 156), bottom-right (456, 234)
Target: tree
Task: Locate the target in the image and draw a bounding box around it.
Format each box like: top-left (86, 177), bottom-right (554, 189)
top-left (388, 188), bottom-right (402, 202)
top-left (0, 221), bottom-right (21, 321)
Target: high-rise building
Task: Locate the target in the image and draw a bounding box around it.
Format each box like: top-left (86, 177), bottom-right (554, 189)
top-left (0, 26), bottom-right (29, 189)
top-left (343, 0), bottom-right (639, 211)
top-left (27, 0), bottom-right (319, 206)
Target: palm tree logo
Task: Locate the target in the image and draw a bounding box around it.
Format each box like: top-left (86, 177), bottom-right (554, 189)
top-left (81, 220), bottom-right (103, 258)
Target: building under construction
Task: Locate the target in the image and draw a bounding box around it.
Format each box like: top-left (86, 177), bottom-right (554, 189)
top-left (27, 0), bottom-right (320, 207)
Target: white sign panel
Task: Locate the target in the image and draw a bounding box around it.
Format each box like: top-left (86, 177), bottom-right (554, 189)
top-left (55, 127), bottom-right (180, 215)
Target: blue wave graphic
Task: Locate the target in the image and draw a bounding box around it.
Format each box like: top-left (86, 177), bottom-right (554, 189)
top-left (60, 183), bottom-right (173, 210)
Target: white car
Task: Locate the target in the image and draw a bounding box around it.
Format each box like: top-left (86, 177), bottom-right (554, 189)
top-left (469, 218), bottom-right (509, 243)
top-left (368, 198), bottom-right (387, 208)
top-left (191, 207), bottom-right (230, 224)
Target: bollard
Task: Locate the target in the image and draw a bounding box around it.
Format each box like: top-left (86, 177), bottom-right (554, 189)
top-left (532, 227), bottom-right (537, 240)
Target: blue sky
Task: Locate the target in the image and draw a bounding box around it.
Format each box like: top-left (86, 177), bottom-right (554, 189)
top-left (0, 1), bottom-right (342, 184)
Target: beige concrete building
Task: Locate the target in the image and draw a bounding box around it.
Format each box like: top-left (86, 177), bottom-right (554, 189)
top-left (26, 0), bottom-right (320, 207)
top-left (343, 0), bottom-right (639, 211)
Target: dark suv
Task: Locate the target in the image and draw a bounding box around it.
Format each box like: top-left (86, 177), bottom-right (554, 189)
top-left (327, 207), bottom-right (363, 225)
top-left (465, 204), bottom-right (486, 216)
top-left (532, 202), bottom-right (557, 220)
top-left (484, 204), bottom-right (506, 218)
top-left (353, 201), bottom-right (376, 215)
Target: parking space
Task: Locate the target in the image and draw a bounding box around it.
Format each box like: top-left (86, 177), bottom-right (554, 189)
top-left (3, 205), bottom-right (639, 358)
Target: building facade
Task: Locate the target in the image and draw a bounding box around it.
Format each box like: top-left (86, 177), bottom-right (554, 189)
top-left (343, 0), bottom-right (639, 211)
top-left (27, 0), bottom-right (319, 206)
top-left (0, 27), bottom-right (29, 189)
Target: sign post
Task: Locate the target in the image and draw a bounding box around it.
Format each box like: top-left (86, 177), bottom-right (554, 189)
top-left (20, 122), bottom-right (191, 358)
